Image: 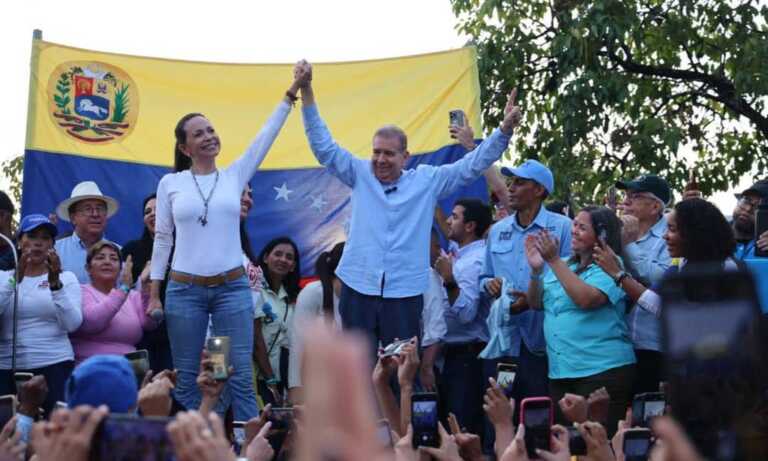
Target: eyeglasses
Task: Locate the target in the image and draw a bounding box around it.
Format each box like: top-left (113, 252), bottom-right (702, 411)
top-left (735, 194), bottom-right (761, 210)
top-left (623, 192), bottom-right (658, 203)
top-left (76, 205), bottom-right (107, 216)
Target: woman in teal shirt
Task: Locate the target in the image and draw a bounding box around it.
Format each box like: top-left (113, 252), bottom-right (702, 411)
top-left (525, 205), bottom-right (635, 431)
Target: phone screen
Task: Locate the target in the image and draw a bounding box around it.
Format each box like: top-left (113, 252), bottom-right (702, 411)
top-left (624, 434), bottom-right (651, 457)
top-left (0, 397), bottom-right (15, 428)
top-left (661, 267), bottom-right (768, 459)
top-left (496, 370), bottom-right (516, 396)
top-left (522, 400), bottom-right (551, 458)
top-left (412, 397), bottom-right (439, 448)
top-left (206, 337), bottom-right (230, 380)
top-left (91, 415), bottom-right (175, 461)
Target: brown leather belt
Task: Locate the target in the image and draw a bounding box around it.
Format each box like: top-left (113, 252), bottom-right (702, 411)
top-left (169, 266), bottom-right (245, 287)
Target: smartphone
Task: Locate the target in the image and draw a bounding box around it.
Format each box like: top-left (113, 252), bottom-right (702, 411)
top-left (90, 414), bottom-right (174, 461)
top-left (660, 265), bottom-right (768, 459)
top-left (755, 201), bottom-right (768, 257)
top-left (631, 392), bottom-right (665, 427)
top-left (376, 419), bottom-right (394, 448)
top-left (233, 420), bottom-right (247, 447)
top-left (496, 363), bottom-right (517, 397)
top-left (606, 186), bottom-right (618, 210)
top-left (520, 397), bottom-right (552, 459)
top-left (124, 349), bottom-right (150, 385)
top-left (0, 395), bottom-right (16, 429)
top-left (411, 392), bottom-right (439, 448)
top-left (13, 372), bottom-right (32, 394)
top-left (379, 338), bottom-right (410, 358)
top-left (566, 425), bottom-right (587, 456)
top-left (206, 336), bottom-right (231, 381)
top-left (449, 109), bottom-right (465, 127)
top-left (623, 428), bottom-right (653, 461)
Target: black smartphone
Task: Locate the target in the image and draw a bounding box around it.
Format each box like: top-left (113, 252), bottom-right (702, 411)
top-left (124, 349), bottom-right (150, 385)
top-left (496, 363), bottom-right (517, 397)
top-left (623, 428), bottom-right (653, 461)
top-left (449, 109), bottom-right (465, 127)
top-left (0, 395), bottom-right (16, 429)
top-left (566, 425), bottom-right (586, 456)
top-left (206, 336), bottom-right (230, 381)
top-left (411, 392), bottom-right (439, 448)
top-left (267, 407), bottom-right (295, 430)
top-left (660, 265), bottom-right (768, 459)
top-left (631, 392), bottom-right (665, 427)
top-left (520, 397), bottom-right (552, 459)
top-left (13, 372), bottom-right (32, 394)
top-left (89, 414), bottom-right (174, 461)
top-left (376, 419), bottom-right (394, 448)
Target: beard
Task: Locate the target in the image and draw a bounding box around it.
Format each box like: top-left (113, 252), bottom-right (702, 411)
top-left (733, 216), bottom-right (754, 236)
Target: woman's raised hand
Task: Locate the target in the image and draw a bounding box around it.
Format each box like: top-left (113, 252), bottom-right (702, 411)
top-left (121, 255), bottom-right (134, 288)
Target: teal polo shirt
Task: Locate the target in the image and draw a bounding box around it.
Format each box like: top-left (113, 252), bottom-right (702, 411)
top-left (542, 259), bottom-right (636, 379)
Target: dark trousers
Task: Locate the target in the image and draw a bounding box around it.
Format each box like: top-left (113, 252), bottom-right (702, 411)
top-left (338, 283), bottom-right (423, 363)
top-left (0, 360), bottom-right (74, 417)
top-left (136, 324), bottom-right (174, 374)
top-left (440, 342), bottom-right (486, 437)
top-left (632, 349), bottom-right (665, 396)
top-left (256, 347), bottom-right (290, 407)
top-left (549, 364), bottom-right (636, 436)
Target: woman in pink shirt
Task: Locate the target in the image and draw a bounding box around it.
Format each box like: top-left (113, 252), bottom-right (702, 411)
top-left (71, 240), bottom-right (156, 363)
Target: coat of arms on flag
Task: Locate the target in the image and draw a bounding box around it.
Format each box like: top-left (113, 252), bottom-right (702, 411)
top-left (46, 61), bottom-right (139, 143)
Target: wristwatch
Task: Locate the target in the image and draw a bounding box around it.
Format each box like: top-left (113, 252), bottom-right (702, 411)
top-left (614, 271), bottom-right (629, 286)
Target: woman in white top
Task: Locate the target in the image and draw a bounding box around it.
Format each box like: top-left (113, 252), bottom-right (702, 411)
top-left (0, 214), bottom-right (82, 415)
top-left (149, 68), bottom-right (309, 420)
top-left (252, 236), bottom-right (300, 407)
top-left (287, 241), bottom-right (344, 404)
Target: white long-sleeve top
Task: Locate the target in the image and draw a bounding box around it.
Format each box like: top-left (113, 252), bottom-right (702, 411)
top-left (151, 101), bottom-right (292, 279)
top-left (0, 271), bottom-right (82, 369)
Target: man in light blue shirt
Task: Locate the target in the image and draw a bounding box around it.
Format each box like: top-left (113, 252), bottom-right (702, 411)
top-left (481, 160), bottom-right (572, 407)
top-left (731, 179), bottom-right (768, 259)
top-left (54, 181), bottom-right (120, 283)
top-left (434, 198), bottom-right (492, 436)
top-left (296, 61), bottom-right (523, 358)
top-left (615, 174), bottom-right (671, 394)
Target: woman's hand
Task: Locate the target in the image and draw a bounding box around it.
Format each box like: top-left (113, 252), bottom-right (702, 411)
top-left (292, 60), bottom-right (312, 91)
top-left (46, 249), bottom-right (62, 287)
top-left (593, 241), bottom-right (621, 278)
top-left (139, 260), bottom-right (151, 286)
top-left (396, 338), bottom-right (420, 388)
top-left (121, 255), bottom-right (134, 288)
top-left (146, 280), bottom-right (163, 316)
top-left (524, 235), bottom-right (545, 274)
top-left (533, 231), bottom-right (560, 263)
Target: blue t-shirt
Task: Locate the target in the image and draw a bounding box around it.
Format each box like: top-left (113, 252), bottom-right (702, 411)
top-left (542, 259), bottom-right (636, 379)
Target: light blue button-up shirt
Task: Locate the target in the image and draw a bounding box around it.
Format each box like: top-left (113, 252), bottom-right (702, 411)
top-left (422, 268), bottom-right (448, 348)
top-left (55, 233), bottom-right (121, 284)
top-left (443, 240), bottom-right (489, 344)
top-left (542, 260), bottom-right (636, 379)
top-left (625, 216), bottom-right (671, 351)
top-left (302, 104), bottom-right (511, 297)
top-left (480, 206), bottom-right (572, 355)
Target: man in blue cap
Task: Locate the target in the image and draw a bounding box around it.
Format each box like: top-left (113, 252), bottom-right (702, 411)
top-left (480, 159), bottom-right (572, 413)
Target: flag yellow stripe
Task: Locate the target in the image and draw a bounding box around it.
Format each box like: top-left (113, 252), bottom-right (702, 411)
top-left (28, 40), bottom-right (482, 169)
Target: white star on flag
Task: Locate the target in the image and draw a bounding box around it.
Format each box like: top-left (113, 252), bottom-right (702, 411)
top-left (273, 183), bottom-right (293, 201)
top-left (309, 194), bottom-right (328, 211)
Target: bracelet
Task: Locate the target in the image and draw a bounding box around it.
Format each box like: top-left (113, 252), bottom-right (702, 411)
top-left (285, 90), bottom-right (298, 106)
top-left (530, 272), bottom-right (543, 281)
top-left (614, 271), bottom-right (629, 286)
top-left (118, 283), bottom-right (132, 294)
top-left (265, 377), bottom-right (279, 386)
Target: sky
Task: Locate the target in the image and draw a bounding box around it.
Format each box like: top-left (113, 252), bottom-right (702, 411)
top-left (0, 0), bottom-right (752, 212)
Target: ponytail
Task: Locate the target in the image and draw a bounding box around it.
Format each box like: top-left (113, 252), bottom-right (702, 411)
top-left (315, 242), bottom-right (344, 319)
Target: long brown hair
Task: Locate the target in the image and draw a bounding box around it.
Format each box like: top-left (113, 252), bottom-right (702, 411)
top-left (173, 113), bottom-right (204, 172)
top-left (315, 242), bottom-right (344, 318)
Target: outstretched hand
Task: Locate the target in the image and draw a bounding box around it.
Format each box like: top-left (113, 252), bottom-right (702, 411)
top-left (500, 88), bottom-right (523, 135)
top-left (293, 60), bottom-right (312, 90)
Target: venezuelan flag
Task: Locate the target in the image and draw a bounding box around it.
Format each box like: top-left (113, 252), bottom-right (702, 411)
top-left (23, 39), bottom-right (488, 275)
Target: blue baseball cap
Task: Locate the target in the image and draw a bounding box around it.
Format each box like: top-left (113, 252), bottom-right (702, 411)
top-left (17, 214), bottom-right (58, 239)
top-left (66, 355), bottom-right (137, 413)
top-left (500, 159), bottom-right (555, 194)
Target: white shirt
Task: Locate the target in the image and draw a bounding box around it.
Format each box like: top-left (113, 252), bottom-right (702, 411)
top-left (0, 271), bottom-right (82, 369)
top-left (422, 269), bottom-right (447, 348)
top-left (288, 280), bottom-right (340, 388)
top-left (151, 101), bottom-right (292, 279)
top-left (254, 285), bottom-right (294, 382)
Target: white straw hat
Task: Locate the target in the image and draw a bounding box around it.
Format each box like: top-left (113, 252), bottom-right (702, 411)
top-left (56, 181), bottom-right (119, 222)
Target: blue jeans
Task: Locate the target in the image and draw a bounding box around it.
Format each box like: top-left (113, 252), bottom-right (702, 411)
top-left (165, 274), bottom-right (258, 420)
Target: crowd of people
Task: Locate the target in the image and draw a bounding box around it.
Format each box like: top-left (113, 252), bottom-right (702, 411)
top-left (0, 60), bottom-right (764, 460)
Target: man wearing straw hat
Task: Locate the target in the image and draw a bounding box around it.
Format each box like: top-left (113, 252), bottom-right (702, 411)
top-left (54, 181), bottom-right (120, 283)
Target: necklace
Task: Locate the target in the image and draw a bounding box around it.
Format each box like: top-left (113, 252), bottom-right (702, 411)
top-left (191, 169), bottom-right (219, 226)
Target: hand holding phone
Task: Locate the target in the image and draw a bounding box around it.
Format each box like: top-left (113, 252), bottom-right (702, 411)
top-left (623, 428), bottom-right (653, 461)
top-left (449, 110), bottom-right (465, 127)
top-left (206, 336), bottom-right (231, 381)
top-left (520, 397), bottom-right (552, 458)
top-left (0, 395), bottom-right (16, 429)
top-left (496, 363), bottom-right (517, 397)
top-left (124, 350), bottom-right (150, 386)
